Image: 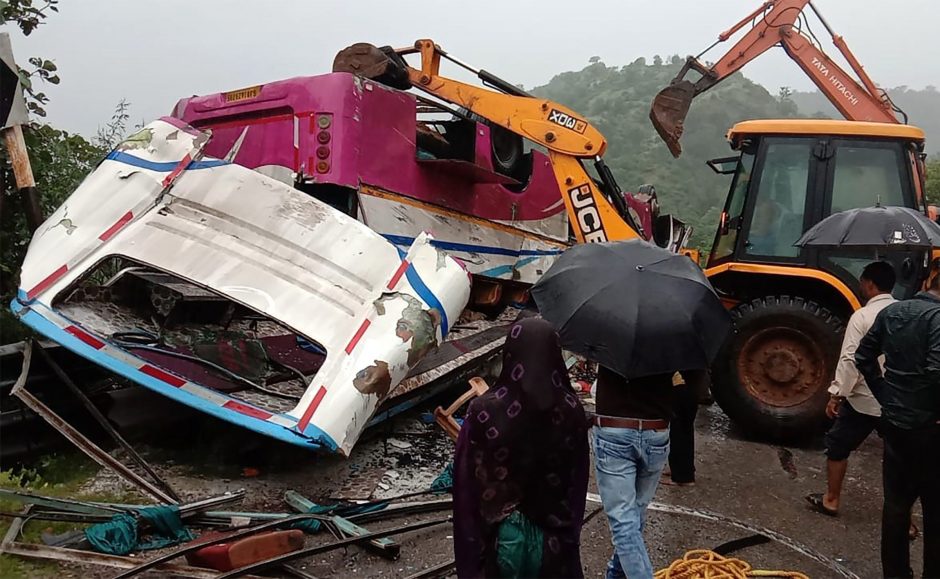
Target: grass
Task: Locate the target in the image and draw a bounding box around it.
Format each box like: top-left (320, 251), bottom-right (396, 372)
top-left (0, 451), bottom-right (143, 578)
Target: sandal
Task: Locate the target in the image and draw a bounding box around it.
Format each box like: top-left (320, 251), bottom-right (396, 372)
top-left (661, 479), bottom-right (695, 487)
top-left (805, 493), bottom-right (838, 517)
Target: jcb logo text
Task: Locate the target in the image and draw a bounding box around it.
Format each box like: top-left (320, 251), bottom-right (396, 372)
top-left (568, 184), bottom-right (607, 243)
top-left (548, 109), bottom-right (588, 134)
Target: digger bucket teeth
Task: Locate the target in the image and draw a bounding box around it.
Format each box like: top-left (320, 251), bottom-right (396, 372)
top-left (333, 43), bottom-right (412, 91)
top-left (649, 80), bottom-right (697, 158)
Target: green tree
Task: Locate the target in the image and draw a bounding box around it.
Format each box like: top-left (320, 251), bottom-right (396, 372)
top-left (1, 126), bottom-right (104, 340)
top-left (534, 57), bottom-right (799, 250)
top-left (2, 0), bottom-right (62, 116)
top-left (0, 0), bottom-right (109, 342)
top-left (926, 157), bottom-right (940, 203)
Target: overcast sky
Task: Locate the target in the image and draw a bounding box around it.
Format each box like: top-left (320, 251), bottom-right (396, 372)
top-left (6, 0), bottom-right (939, 137)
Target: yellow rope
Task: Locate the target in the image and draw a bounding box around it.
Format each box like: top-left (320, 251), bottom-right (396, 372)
top-left (654, 549), bottom-right (810, 579)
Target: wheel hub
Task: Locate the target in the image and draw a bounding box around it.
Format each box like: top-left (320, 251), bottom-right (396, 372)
top-left (737, 327), bottom-right (825, 408)
top-left (764, 350), bottom-right (801, 384)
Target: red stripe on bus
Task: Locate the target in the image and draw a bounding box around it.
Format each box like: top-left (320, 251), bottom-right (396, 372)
top-left (26, 264), bottom-right (69, 300)
top-left (162, 154), bottom-right (192, 187)
top-left (223, 400), bottom-right (272, 420)
top-left (65, 326), bottom-right (105, 349)
top-left (139, 364), bottom-right (186, 388)
top-left (296, 386), bottom-right (327, 432)
top-left (387, 260), bottom-right (409, 290)
top-left (345, 319), bottom-right (371, 355)
top-left (98, 211), bottom-right (134, 241)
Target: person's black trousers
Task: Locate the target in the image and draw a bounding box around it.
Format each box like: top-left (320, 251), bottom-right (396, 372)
top-left (668, 382), bottom-right (699, 483)
top-left (881, 423), bottom-right (940, 579)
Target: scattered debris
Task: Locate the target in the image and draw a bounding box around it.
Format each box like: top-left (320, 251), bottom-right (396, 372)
top-left (34, 341), bottom-right (180, 500)
top-left (433, 377), bottom-right (489, 440)
top-left (186, 529), bottom-right (306, 572)
top-left (777, 447), bottom-right (799, 479)
top-left (10, 340), bottom-right (177, 503)
top-left (386, 438), bottom-right (413, 450)
top-left (286, 490), bottom-right (401, 560)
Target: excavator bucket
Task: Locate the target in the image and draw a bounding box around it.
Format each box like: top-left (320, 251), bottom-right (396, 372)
top-left (649, 80), bottom-right (696, 158)
top-left (333, 43), bottom-right (412, 91)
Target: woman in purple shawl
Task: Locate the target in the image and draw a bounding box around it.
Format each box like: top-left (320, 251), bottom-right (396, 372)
top-left (453, 317), bottom-right (590, 578)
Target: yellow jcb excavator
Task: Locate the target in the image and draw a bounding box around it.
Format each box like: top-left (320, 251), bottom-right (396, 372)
top-left (651, 0), bottom-right (935, 439)
top-left (334, 40), bottom-right (653, 246)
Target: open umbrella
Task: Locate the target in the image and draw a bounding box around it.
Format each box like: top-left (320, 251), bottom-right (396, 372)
top-left (795, 206), bottom-right (940, 248)
top-left (531, 239), bottom-right (731, 379)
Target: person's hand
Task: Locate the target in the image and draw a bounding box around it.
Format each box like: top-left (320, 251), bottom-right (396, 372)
top-left (826, 396), bottom-right (843, 419)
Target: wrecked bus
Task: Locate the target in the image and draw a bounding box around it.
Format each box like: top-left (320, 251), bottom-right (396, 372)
top-left (170, 72), bottom-right (573, 291)
top-left (13, 118), bottom-right (471, 456)
top-left (13, 63), bottom-right (678, 455)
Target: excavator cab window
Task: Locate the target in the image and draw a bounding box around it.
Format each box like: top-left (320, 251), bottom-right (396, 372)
top-left (742, 139), bottom-right (814, 260)
top-left (819, 137), bottom-right (924, 300)
top-left (826, 140), bottom-right (910, 212)
top-left (710, 150), bottom-right (755, 263)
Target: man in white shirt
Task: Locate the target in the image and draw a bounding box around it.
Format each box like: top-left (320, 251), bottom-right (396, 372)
top-left (806, 261), bottom-right (896, 516)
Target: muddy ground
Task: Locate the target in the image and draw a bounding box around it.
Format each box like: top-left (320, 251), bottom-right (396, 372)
top-left (5, 392), bottom-right (927, 578)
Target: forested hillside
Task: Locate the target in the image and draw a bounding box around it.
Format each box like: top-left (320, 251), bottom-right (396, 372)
top-left (533, 57), bottom-right (937, 250)
top-left (533, 56), bottom-right (800, 249)
top-left (790, 86), bottom-right (940, 154)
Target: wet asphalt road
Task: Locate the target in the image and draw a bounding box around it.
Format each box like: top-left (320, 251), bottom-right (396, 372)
top-left (321, 403), bottom-right (922, 578)
top-left (40, 398), bottom-right (926, 578)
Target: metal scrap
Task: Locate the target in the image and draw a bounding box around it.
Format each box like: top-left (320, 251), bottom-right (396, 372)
top-left (284, 490), bottom-right (401, 560)
top-left (215, 516), bottom-right (452, 579)
top-left (404, 559), bottom-right (457, 579)
top-left (33, 342), bottom-right (180, 501)
top-left (1, 541), bottom-right (266, 579)
top-left (112, 513), bottom-right (338, 578)
top-left (10, 340), bottom-right (177, 504)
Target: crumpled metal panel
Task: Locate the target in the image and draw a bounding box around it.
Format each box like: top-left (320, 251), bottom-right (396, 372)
top-left (15, 118), bottom-right (471, 455)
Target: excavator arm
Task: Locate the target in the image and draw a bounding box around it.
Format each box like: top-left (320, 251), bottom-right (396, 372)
top-left (650, 0), bottom-right (902, 157)
top-left (334, 40), bottom-right (640, 243)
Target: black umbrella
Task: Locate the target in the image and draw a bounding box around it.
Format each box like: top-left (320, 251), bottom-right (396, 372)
top-left (795, 206), bottom-right (940, 248)
top-left (531, 239), bottom-right (732, 379)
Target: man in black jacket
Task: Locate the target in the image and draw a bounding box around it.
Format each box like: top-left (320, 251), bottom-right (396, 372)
top-left (856, 274), bottom-right (940, 579)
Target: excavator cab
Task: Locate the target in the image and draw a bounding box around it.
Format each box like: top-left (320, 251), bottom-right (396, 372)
top-left (648, 0), bottom-right (936, 441)
top-left (704, 119), bottom-right (929, 440)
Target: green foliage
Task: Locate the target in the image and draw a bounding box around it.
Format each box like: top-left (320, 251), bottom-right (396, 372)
top-left (533, 58), bottom-right (800, 250)
top-left (1, 124), bottom-right (104, 342)
top-left (94, 98), bottom-right (131, 150)
top-left (789, 86), bottom-right (940, 154)
top-left (926, 157), bottom-right (940, 203)
top-left (0, 0), bottom-right (59, 36)
top-left (2, 0), bottom-right (61, 117)
top-left (0, 452), bottom-right (140, 578)
top-left (19, 56), bottom-right (60, 118)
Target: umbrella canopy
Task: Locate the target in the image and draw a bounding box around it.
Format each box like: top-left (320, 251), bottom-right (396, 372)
top-left (795, 206), bottom-right (940, 248)
top-left (531, 239), bottom-right (731, 379)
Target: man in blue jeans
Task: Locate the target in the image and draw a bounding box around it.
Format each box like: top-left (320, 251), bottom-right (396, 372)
top-left (593, 366), bottom-right (674, 579)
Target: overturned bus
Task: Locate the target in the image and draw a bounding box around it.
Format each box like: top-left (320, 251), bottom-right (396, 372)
top-left (13, 64), bottom-right (680, 454)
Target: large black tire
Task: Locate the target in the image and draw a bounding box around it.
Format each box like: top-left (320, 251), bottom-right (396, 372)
top-left (466, 112), bottom-right (524, 178)
top-left (711, 296), bottom-right (845, 442)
